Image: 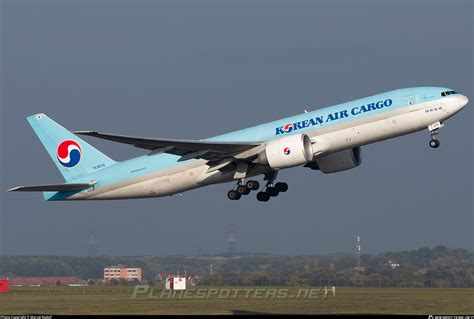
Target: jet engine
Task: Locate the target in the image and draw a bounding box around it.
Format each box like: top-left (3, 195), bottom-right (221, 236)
top-left (258, 134), bottom-right (313, 169)
top-left (305, 147), bottom-right (362, 174)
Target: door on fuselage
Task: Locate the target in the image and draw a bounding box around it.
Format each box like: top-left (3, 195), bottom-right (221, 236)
top-left (406, 95), bottom-right (418, 106)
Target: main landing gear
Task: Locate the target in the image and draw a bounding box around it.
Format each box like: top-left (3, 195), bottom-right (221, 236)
top-left (256, 181), bottom-right (288, 202)
top-left (227, 173), bottom-right (289, 202)
top-left (255, 171), bottom-right (288, 202)
top-left (428, 122), bottom-right (443, 149)
top-left (227, 180), bottom-right (260, 200)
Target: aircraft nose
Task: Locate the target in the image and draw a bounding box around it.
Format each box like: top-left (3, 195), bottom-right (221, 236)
top-left (452, 94), bottom-right (469, 114)
top-left (446, 94), bottom-right (469, 115)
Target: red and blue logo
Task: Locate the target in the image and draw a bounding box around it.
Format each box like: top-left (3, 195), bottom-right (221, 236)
top-left (275, 123), bottom-right (297, 135)
top-left (282, 123), bottom-right (294, 133)
top-left (283, 147), bottom-right (291, 155)
top-left (57, 140), bottom-right (82, 168)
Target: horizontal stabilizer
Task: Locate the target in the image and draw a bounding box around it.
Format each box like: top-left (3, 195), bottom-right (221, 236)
top-left (7, 181), bottom-right (97, 192)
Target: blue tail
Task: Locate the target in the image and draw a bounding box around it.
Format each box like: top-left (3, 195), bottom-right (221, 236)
top-left (27, 113), bottom-right (116, 181)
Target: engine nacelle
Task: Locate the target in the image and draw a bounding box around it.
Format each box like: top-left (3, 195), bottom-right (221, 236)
top-left (306, 147), bottom-right (362, 174)
top-left (258, 134), bottom-right (313, 169)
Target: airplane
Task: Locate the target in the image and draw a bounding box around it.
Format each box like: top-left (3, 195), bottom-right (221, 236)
top-left (7, 87), bottom-right (468, 202)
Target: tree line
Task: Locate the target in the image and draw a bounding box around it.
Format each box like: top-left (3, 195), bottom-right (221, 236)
top-left (1, 245), bottom-right (472, 288)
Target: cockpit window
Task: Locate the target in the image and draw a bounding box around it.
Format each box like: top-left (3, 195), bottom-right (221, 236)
top-left (441, 90), bottom-right (458, 97)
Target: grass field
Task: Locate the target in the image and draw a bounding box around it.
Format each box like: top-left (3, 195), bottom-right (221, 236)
top-left (0, 286), bottom-right (473, 315)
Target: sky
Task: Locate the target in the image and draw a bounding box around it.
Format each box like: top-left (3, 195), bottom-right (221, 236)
top-left (1, 0), bottom-right (472, 257)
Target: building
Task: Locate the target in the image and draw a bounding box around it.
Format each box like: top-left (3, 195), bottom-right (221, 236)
top-left (165, 275), bottom-right (186, 290)
top-left (103, 265), bottom-right (142, 282)
top-left (9, 277), bottom-right (82, 286)
top-left (385, 260), bottom-right (401, 269)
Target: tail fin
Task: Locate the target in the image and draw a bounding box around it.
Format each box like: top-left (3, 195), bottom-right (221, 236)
top-left (27, 113), bottom-right (116, 181)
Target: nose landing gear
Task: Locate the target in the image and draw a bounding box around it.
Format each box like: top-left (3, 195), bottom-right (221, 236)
top-left (428, 121), bottom-right (443, 149)
top-left (429, 139), bottom-right (440, 149)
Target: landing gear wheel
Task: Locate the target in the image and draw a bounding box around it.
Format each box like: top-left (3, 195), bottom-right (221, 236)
top-left (429, 139), bottom-right (440, 148)
top-left (257, 191), bottom-right (270, 202)
top-left (266, 187), bottom-right (279, 197)
top-left (427, 122), bottom-right (443, 149)
top-left (236, 185), bottom-right (250, 195)
top-left (228, 190), bottom-right (241, 200)
top-left (274, 182), bottom-right (288, 192)
top-left (246, 180), bottom-right (260, 190)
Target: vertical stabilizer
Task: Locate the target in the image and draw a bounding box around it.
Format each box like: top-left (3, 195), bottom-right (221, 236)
top-left (27, 113), bottom-right (116, 181)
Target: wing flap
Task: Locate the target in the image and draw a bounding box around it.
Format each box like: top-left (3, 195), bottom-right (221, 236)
top-left (7, 181), bottom-right (97, 192)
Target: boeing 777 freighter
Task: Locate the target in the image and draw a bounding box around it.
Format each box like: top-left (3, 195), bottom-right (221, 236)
top-left (8, 87), bottom-right (468, 202)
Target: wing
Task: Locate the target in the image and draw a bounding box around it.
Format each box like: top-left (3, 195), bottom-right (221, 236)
top-left (74, 131), bottom-right (263, 161)
top-left (7, 181), bottom-right (97, 192)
